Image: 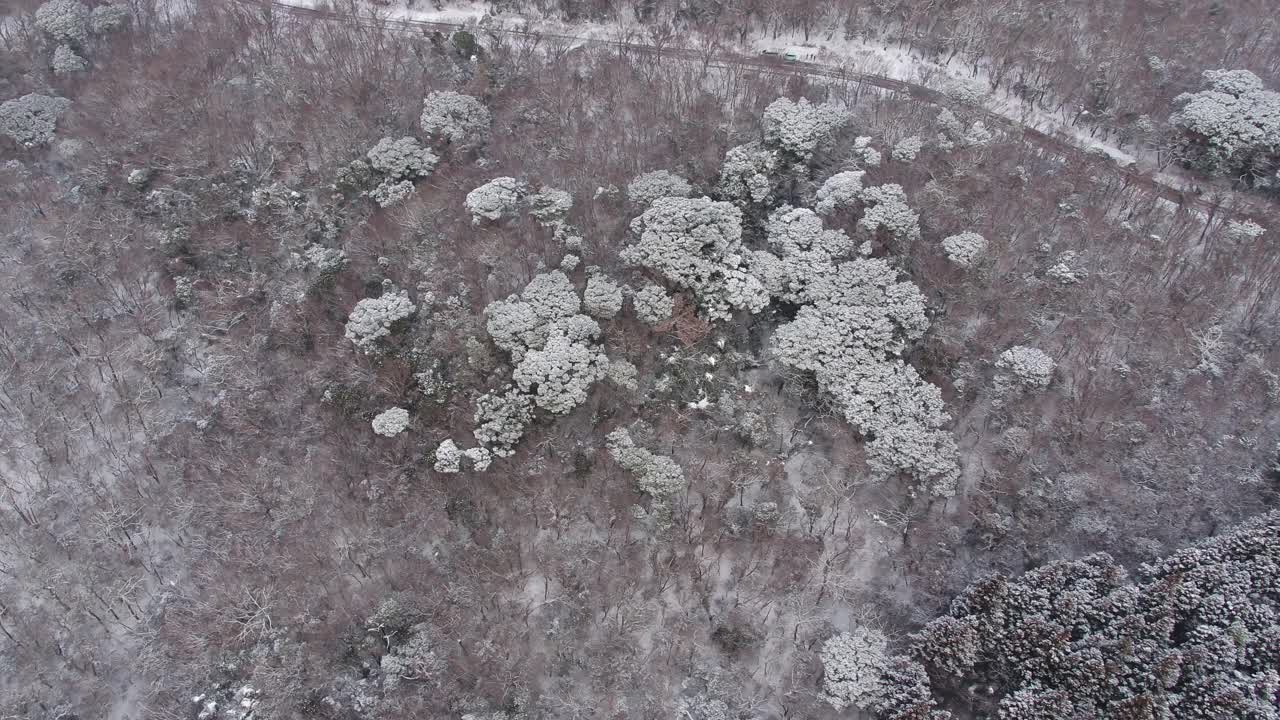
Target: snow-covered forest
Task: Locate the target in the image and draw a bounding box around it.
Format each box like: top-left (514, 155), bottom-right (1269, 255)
top-left (1, 1), bottom-right (1278, 719)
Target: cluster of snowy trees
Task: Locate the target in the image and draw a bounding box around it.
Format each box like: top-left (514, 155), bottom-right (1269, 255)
top-left (820, 511), bottom-right (1280, 718)
top-left (32, 0), bottom-right (131, 76)
top-left (1171, 69), bottom-right (1280, 187)
top-left (333, 92), bottom-right (490, 207)
top-left (909, 510), bottom-right (1280, 718)
top-left (621, 96), bottom-right (963, 494)
top-left (432, 268), bottom-right (619, 465)
top-left (0, 93), bottom-right (72, 146)
top-left (820, 628), bottom-right (946, 719)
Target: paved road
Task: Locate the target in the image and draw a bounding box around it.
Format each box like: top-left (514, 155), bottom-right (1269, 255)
top-left (231, 0), bottom-right (1271, 221)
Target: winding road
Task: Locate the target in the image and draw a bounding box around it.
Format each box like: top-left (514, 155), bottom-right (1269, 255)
top-left (231, 0), bottom-right (1272, 221)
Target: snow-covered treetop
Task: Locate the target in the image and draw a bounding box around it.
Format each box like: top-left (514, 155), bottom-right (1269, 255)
top-left (626, 169), bottom-right (693, 207)
top-left (465, 176), bottom-right (524, 224)
top-left (35, 0), bottom-right (90, 46)
top-left (631, 283), bottom-right (674, 326)
top-left (858, 184), bottom-right (921, 243)
top-left (623, 196), bottom-right (768, 320)
top-left (472, 387), bottom-right (532, 458)
top-left (420, 91), bottom-right (492, 146)
top-left (371, 407), bottom-right (410, 437)
top-left (485, 269), bottom-right (581, 360)
top-left (463, 270), bottom-right (612, 459)
top-left (762, 96), bottom-right (850, 161)
top-left (366, 136), bottom-right (439, 181)
top-left (718, 141), bottom-right (780, 208)
top-left (344, 289), bottom-right (416, 353)
top-left (766, 205), bottom-right (855, 259)
top-left (892, 135), bottom-right (923, 162)
top-left (820, 629), bottom-right (891, 712)
top-left (1171, 69), bottom-right (1280, 176)
top-left (528, 186), bottom-right (573, 223)
top-left (1201, 68), bottom-right (1266, 96)
top-left (997, 345), bottom-right (1055, 388)
top-left (52, 44), bottom-right (88, 76)
top-left (583, 274), bottom-right (623, 319)
top-left (512, 328), bottom-right (608, 414)
top-left (814, 170), bottom-right (866, 215)
top-left (90, 4), bottom-right (132, 34)
top-left (941, 231), bottom-right (988, 268)
top-left (0, 94), bottom-right (72, 147)
top-left (759, 205), bottom-right (956, 494)
top-left (750, 205), bottom-right (855, 304)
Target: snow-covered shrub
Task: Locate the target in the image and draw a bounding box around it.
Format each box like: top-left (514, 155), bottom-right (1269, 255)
top-left (892, 135), bottom-right (922, 162)
top-left (465, 176), bottom-right (524, 223)
top-left (344, 289), bottom-right (416, 353)
top-left (304, 244), bottom-right (347, 279)
top-left (820, 629), bottom-right (890, 711)
top-left (718, 141), bottom-right (780, 208)
top-left (1171, 69), bottom-right (1280, 179)
top-left (0, 93), bottom-right (72, 147)
top-left (51, 44), bottom-right (88, 75)
top-left (371, 407), bottom-right (410, 437)
top-left (90, 4), bottom-right (131, 34)
top-left (1225, 219), bottom-right (1266, 242)
top-left (678, 696), bottom-right (732, 720)
top-left (419, 91), bottom-right (491, 146)
top-left (125, 167), bottom-right (152, 188)
top-left (174, 276), bottom-right (195, 307)
top-left (1045, 251), bottom-right (1084, 284)
top-left (249, 182), bottom-right (303, 216)
top-left (814, 170), bottom-right (865, 215)
top-left (193, 685), bottom-right (260, 720)
top-left (997, 346), bottom-right (1055, 388)
top-left (35, 0), bottom-right (90, 46)
top-left (941, 231), bottom-right (987, 268)
top-left (632, 283), bottom-right (673, 325)
top-left (366, 136), bottom-right (439, 180)
top-left (858, 184), bottom-right (921, 243)
top-left (380, 623), bottom-right (444, 691)
top-left (606, 427), bottom-right (686, 499)
top-left (583, 274), bottom-right (623, 319)
top-left (368, 179), bottom-right (416, 208)
top-left (762, 96), bottom-right (849, 161)
top-left (622, 196), bottom-right (768, 321)
top-left (626, 169), bottom-right (692, 207)
top-left (528, 186), bottom-right (573, 223)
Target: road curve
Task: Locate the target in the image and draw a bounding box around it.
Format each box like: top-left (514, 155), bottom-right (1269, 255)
top-left (227, 0), bottom-right (1271, 221)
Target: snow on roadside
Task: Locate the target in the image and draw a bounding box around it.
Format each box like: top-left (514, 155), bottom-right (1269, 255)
top-left (273, 0), bottom-right (1170, 181)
